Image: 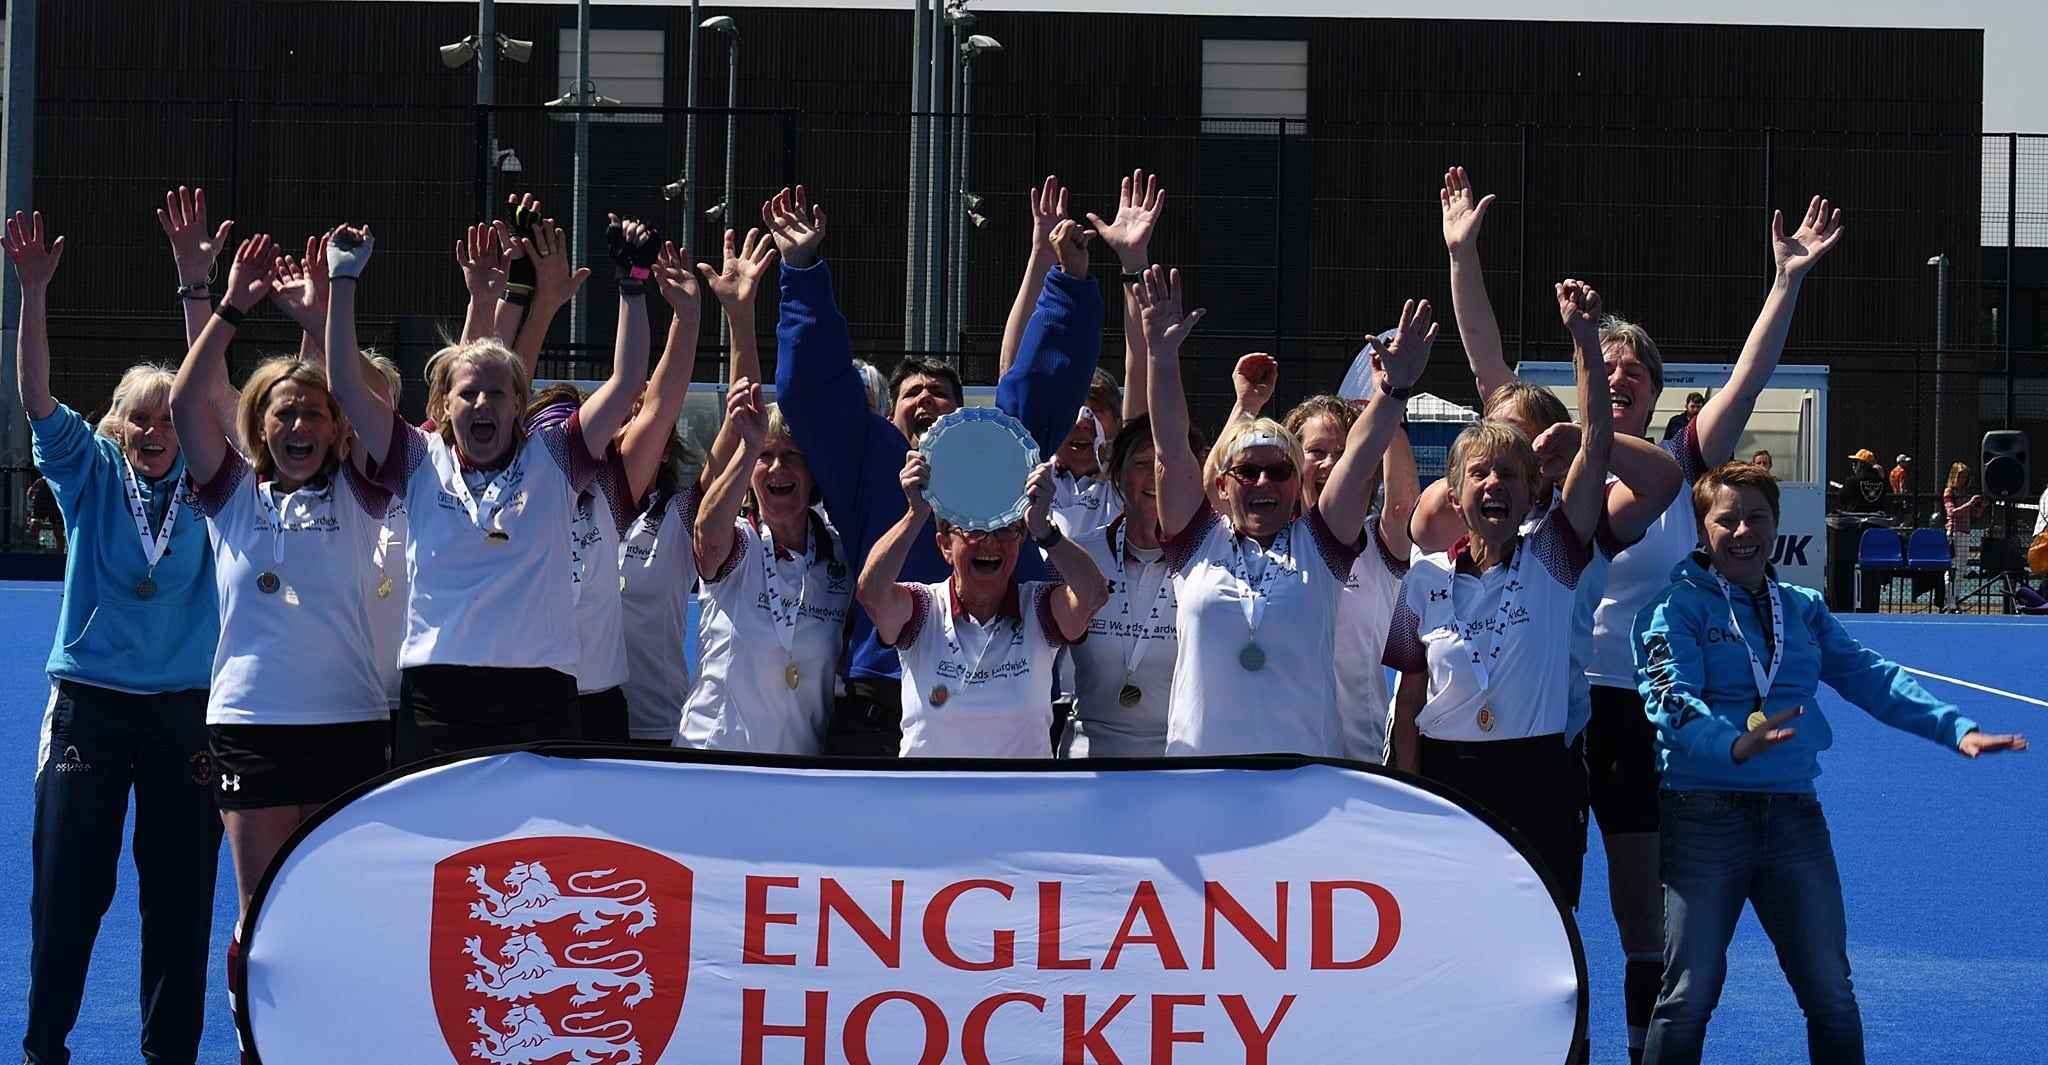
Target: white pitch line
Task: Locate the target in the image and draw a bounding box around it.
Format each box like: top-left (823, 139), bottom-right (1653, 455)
top-left (1901, 667), bottom-right (2048, 708)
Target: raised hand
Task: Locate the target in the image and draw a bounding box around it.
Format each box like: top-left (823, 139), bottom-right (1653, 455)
top-left (157, 186), bottom-right (233, 286)
top-left (653, 241), bottom-right (701, 311)
top-left (1023, 460), bottom-right (1058, 538)
top-left (761, 185), bottom-right (826, 269)
top-left (1135, 266), bottom-right (1205, 353)
top-left (696, 227), bottom-right (776, 307)
top-left (606, 213), bottom-right (660, 294)
top-left (1232, 353), bottom-right (1278, 415)
top-left (1530, 421), bottom-right (1580, 479)
top-left (1440, 166), bottom-right (1494, 254)
top-left (269, 245), bottom-right (329, 330)
top-left (1731, 706), bottom-right (1802, 764)
top-left (325, 224), bottom-right (374, 281)
top-left (223, 233), bottom-right (279, 310)
top-left (1, 211), bottom-right (65, 289)
top-left (1958, 730), bottom-right (2027, 757)
top-left (525, 218), bottom-right (590, 308)
top-left (1085, 168), bottom-right (1163, 271)
top-left (727, 377), bottom-right (768, 452)
top-left (1556, 278), bottom-right (1602, 341)
top-left (1049, 217), bottom-right (1095, 279)
top-left (899, 447), bottom-right (933, 513)
top-left (456, 223), bottom-right (510, 300)
top-left (1773, 196), bottom-right (1844, 281)
top-left (1025, 175), bottom-right (1068, 258)
top-left (1368, 299), bottom-right (1437, 389)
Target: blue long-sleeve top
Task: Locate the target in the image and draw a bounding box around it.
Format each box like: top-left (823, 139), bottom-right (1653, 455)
top-left (31, 403), bottom-right (219, 693)
top-left (1633, 552), bottom-right (1977, 793)
top-left (774, 259), bottom-right (1104, 680)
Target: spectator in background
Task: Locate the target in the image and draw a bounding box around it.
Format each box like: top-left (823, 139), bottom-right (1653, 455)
top-left (1835, 448), bottom-right (1890, 513)
top-left (25, 474), bottom-right (65, 551)
top-left (1941, 461), bottom-right (1988, 612)
top-left (1750, 450), bottom-right (1774, 477)
top-left (1889, 454), bottom-right (1911, 495)
top-left (1662, 391), bottom-right (1705, 442)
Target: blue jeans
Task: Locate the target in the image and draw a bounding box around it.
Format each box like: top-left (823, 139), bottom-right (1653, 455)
top-left (1645, 791), bottom-right (1864, 1065)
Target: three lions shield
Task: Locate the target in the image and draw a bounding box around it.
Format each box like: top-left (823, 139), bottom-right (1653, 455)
top-left (431, 837), bottom-right (692, 1064)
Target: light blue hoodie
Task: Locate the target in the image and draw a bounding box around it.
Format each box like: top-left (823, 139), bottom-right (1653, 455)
top-left (32, 403), bottom-right (217, 692)
top-left (1633, 552), bottom-right (1975, 793)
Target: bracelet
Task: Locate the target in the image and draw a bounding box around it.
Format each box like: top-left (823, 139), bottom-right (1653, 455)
top-left (1033, 523), bottom-right (1065, 549)
top-left (213, 303), bottom-right (246, 327)
top-left (499, 287), bottom-right (532, 307)
top-left (176, 281), bottom-right (209, 297)
top-left (617, 278), bottom-right (647, 297)
top-left (1386, 385), bottom-right (1414, 402)
top-left (179, 293), bottom-right (212, 303)
top-left (1118, 269), bottom-right (1144, 285)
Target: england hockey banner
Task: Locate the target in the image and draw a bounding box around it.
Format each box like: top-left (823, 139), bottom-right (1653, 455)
top-left (242, 749), bottom-right (1585, 1064)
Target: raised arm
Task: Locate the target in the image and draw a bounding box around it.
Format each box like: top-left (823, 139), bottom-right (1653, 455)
top-left (1692, 196), bottom-right (1844, 464)
top-left (157, 186), bottom-right (233, 350)
top-left (1440, 167), bottom-right (1511, 399)
top-left (1323, 302), bottom-right (1434, 540)
top-left (270, 237), bottom-right (328, 356)
top-left (693, 381), bottom-right (765, 580)
top-left (696, 226), bottom-right (776, 478)
top-left (1025, 460), bottom-right (1108, 638)
top-left (1225, 352), bottom-right (1277, 426)
top-left (997, 218), bottom-right (1106, 458)
top-left (323, 225), bottom-right (394, 466)
top-left (456, 223), bottom-right (511, 342)
top-left (575, 215), bottom-right (657, 457)
top-left (3, 211), bottom-right (63, 421)
top-left (509, 215), bottom-right (592, 377)
top-left (1085, 169), bottom-right (1164, 416)
top-left (1556, 280), bottom-right (1613, 543)
top-left (858, 449), bottom-right (933, 646)
top-left (172, 234), bottom-right (276, 487)
top-left (1378, 426), bottom-right (1420, 559)
top-left (1135, 266), bottom-right (1208, 539)
top-left (621, 241), bottom-right (704, 503)
top-left (998, 176), bottom-right (1065, 379)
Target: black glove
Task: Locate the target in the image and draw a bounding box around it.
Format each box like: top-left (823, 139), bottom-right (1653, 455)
top-left (502, 200), bottom-right (543, 304)
top-left (607, 217), bottom-right (661, 295)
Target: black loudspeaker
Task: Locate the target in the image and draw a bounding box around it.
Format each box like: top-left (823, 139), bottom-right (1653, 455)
top-left (1982, 430), bottom-right (2028, 502)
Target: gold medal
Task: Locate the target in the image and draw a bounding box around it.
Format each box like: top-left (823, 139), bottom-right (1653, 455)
top-left (1238, 642), bottom-right (1266, 671)
top-left (784, 662), bottom-right (800, 690)
top-left (620, 575), bottom-right (628, 593)
top-left (1477, 705), bottom-right (1495, 733)
top-left (1746, 710), bottom-right (1768, 731)
top-left (484, 530), bottom-right (511, 546)
top-left (376, 573), bottom-right (393, 599)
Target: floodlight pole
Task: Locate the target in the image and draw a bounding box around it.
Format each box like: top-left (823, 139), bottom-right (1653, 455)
top-left (570, 0), bottom-right (591, 349)
top-left (1, 0), bottom-right (39, 472)
top-left (682, 0), bottom-right (700, 245)
top-left (478, 0), bottom-right (497, 210)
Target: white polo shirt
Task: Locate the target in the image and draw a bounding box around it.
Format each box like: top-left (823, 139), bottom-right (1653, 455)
top-left (1587, 425), bottom-right (1706, 690)
top-left (374, 411), bottom-right (601, 675)
top-left (679, 515), bottom-right (852, 754)
top-left (1049, 468), bottom-right (1122, 538)
top-left (893, 579), bottom-right (1073, 758)
top-left (196, 448), bottom-right (390, 725)
top-left (619, 486), bottom-right (698, 740)
top-left (1161, 501), bottom-right (1360, 757)
top-left (1384, 509), bottom-right (1590, 741)
top-left (564, 455), bottom-right (633, 695)
top-left (1062, 517), bottom-right (1177, 758)
top-left (1332, 518), bottom-right (1408, 764)
top-left (368, 499), bottom-right (407, 709)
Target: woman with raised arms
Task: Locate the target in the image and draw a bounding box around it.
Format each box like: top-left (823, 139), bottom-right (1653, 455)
top-left (680, 381), bottom-right (852, 753)
top-left (322, 222), bottom-right (648, 763)
top-left (859, 449), bottom-right (1108, 757)
top-left (1138, 265), bottom-right (1431, 757)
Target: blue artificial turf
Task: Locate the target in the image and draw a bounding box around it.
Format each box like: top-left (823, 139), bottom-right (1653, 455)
top-left (0, 579), bottom-right (2040, 1063)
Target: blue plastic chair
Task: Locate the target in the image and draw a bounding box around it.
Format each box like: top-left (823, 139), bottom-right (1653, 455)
top-left (1854, 527), bottom-right (1905, 611)
top-left (1905, 528), bottom-right (1951, 570)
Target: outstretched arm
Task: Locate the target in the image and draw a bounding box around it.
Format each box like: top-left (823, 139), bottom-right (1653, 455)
top-left (1556, 280), bottom-right (1614, 543)
top-left (576, 214), bottom-right (657, 458)
top-left (1693, 196), bottom-right (1844, 464)
top-left (323, 225), bottom-right (396, 467)
top-left (1025, 461), bottom-right (1108, 638)
top-left (173, 234), bottom-right (277, 488)
top-left (621, 241), bottom-right (703, 503)
top-left (157, 186), bottom-right (233, 351)
top-left (1225, 352), bottom-right (1277, 426)
top-left (693, 381), bottom-right (766, 580)
top-left (1441, 167), bottom-right (1511, 399)
top-left (1085, 169), bottom-right (1164, 417)
top-left (858, 449), bottom-right (933, 646)
top-left (509, 215), bottom-right (592, 376)
top-left (1323, 302), bottom-right (1434, 541)
top-left (4, 211), bottom-right (63, 421)
top-left (1135, 266), bottom-right (1208, 539)
top-left (696, 226), bottom-right (777, 478)
top-left (998, 175), bottom-right (1065, 379)
top-left (1378, 427), bottom-right (1420, 559)
top-left (997, 218), bottom-right (1106, 458)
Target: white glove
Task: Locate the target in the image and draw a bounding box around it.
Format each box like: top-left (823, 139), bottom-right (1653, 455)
top-left (326, 226), bottom-right (375, 280)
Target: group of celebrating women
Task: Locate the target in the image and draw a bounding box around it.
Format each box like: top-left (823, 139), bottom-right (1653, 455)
top-left (13, 166), bottom-right (2026, 1065)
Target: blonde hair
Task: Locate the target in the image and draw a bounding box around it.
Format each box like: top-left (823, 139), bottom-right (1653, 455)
top-left (238, 357), bottom-right (344, 483)
top-left (96, 364), bottom-right (176, 442)
top-left (741, 403), bottom-right (820, 512)
top-left (1205, 417), bottom-right (1309, 514)
top-left (364, 349), bottom-right (403, 405)
top-left (1483, 379), bottom-right (1570, 431)
top-left (1598, 314), bottom-right (1665, 396)
top-left (1445, 420), bottom-right (1541, 497)
top-left (424, 339), bottom-right (530, 450)
top-left (1946, 461), bottom-right (1972, 492)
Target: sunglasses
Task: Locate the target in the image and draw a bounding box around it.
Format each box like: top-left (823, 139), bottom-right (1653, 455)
top-left (1224, 461), bottom-right (1298, 485)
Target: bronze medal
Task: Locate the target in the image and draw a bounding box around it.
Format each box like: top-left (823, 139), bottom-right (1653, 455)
top-left (1118, 683), bottom-right (1142, 708)
top-left (376, 573), bottom-right (393, 599)
top-left (484, 530), bottom-right (511, 547)
top-left (1238, 642), bottom-right (1267, 672)
top-left (134, 576), bottom-right (158, 600)
top-left (784, 662), bottom-right (801, 690)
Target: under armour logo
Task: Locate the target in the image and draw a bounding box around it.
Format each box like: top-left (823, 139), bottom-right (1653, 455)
top-left (220, 774), bottom-right (242, 793)
top-left (1429, 589), bottom-right (1450, 601)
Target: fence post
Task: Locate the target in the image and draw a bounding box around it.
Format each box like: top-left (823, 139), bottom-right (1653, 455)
top-left (1763, 126), bottom-right (1775, 255)
top-left (1517, 122), bottom-right (1530, 363)
top-left (782, 110), bottom-right (798, 193)
top-left (2006, 132), bottom-right (2017, 428)
top-left (474, 105), bottom-right (491, 225)
top-left (1272, 118), bottom-right (1285, 359)
top-left (228, 99), bottom-right (243, 223)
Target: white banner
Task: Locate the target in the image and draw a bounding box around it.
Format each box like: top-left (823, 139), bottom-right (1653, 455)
top-left (243, 751), bottom-right (1585, 1064)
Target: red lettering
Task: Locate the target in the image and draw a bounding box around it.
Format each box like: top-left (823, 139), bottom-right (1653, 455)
top-left (818, 878), bottom-right (904, 968)
top-left (1310, 881), bottom-right (1401, 969)
top-left (1220, 994), bottom-right (1296, 1064)
top-left (964, 992), bottom-right (1048, 1065)
top-left (740, 988), bottom-right (827, 1065)
top-left (922, 879), bottom-right (1016, 971)
top-left (1202, 882), bottom-right (1287, 970)
top-left (1149, 995), bottom-right (1205, 1062)
top-left (1063, 993), bottom-right (1134, 1065)
top-left (1036, 881), bottom-right (1091, 970)
top-left (844, 991), bottom-right (947, 1065)
top-left (1103, 881), bottom-right (1188, 970)
top-left (743, 875), bottom-right (801, 965)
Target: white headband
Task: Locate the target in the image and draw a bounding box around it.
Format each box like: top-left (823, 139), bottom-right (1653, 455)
top-left (1224, 429), bottom-right (1286, 465)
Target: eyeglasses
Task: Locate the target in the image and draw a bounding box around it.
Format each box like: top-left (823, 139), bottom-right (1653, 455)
top-left (950, 525), bottom-right (1024, 542)
top-left (1224, 461), bottom-right (1297, 485)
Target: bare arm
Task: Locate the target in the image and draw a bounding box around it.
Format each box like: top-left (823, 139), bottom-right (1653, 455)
top-left (157, 186), bottom-right (233, 351)
top-left (1025, 461), bottom-right (1108, 638)
top-left (1528, 423), bottom-right (1683, 545)
top-left (3, 212), bottom-right (62, 420)
top-left (172, 235), bottom-right (278, 488)
top-left (1377, 427), bottom-right (1419, 559)
top-left (1441, 167), bottom-right (1511, 400)
top-left (323, 225), bottom-right (395, 466)
top-left (509, 217), bottom-right (591, 377)
top-left (998, 176), bottom-right (1065, 379)
top-left (1135, 266), bottom-right (1208, 539)
top-left (1556, 280), bottom-right (1613, 543)
top-left (1407, 480), bottom-right (1463, 555)
top-left (692, 382), bottom-right (765, 580)
top-left (696, 226), bottom-right (776, 478)
top-left (1085, 169), bottom-right (1164, 414)
top-left (1693, 196), bottom-right (1844, 465)
top-left (1393, 671), bottom-right (1426, 774)
top-left (456, 223), bottom-right (511, 343)
top-left (621, 242), bottom-right (703, 503)
top-left (858, 449), bottom-right (933, 646)
top-left (1323, 302), bottom-right (1436, 541)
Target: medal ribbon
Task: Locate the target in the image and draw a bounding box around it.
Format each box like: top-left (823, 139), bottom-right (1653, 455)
top-left (942, 583), bottom-right (1017, 688)
top-left (1448, 537), bottom-right (1529, 698)
top-left (121, 461), bottom-right (179, 571)
top-left (446, 447), bottom-right (526, 536)
top-left (1109, 517), bottom-right (1171, 678)
top-left (1711, 570), bottom-right (1784, 706)
top-left (758, 520), bottom-right (812, 664)
top-left (1227, 522), bottom-right (1293, 644)
top-left (252, 482), bottom-right (302, 571)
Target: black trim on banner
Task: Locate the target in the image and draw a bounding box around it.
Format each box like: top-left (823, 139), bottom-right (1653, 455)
top-left (239, 744), bottom-right (1589, 1064)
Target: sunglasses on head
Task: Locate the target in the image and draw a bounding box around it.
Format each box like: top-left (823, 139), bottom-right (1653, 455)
top-left (1225, 461), bottom-right (1297, 485)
